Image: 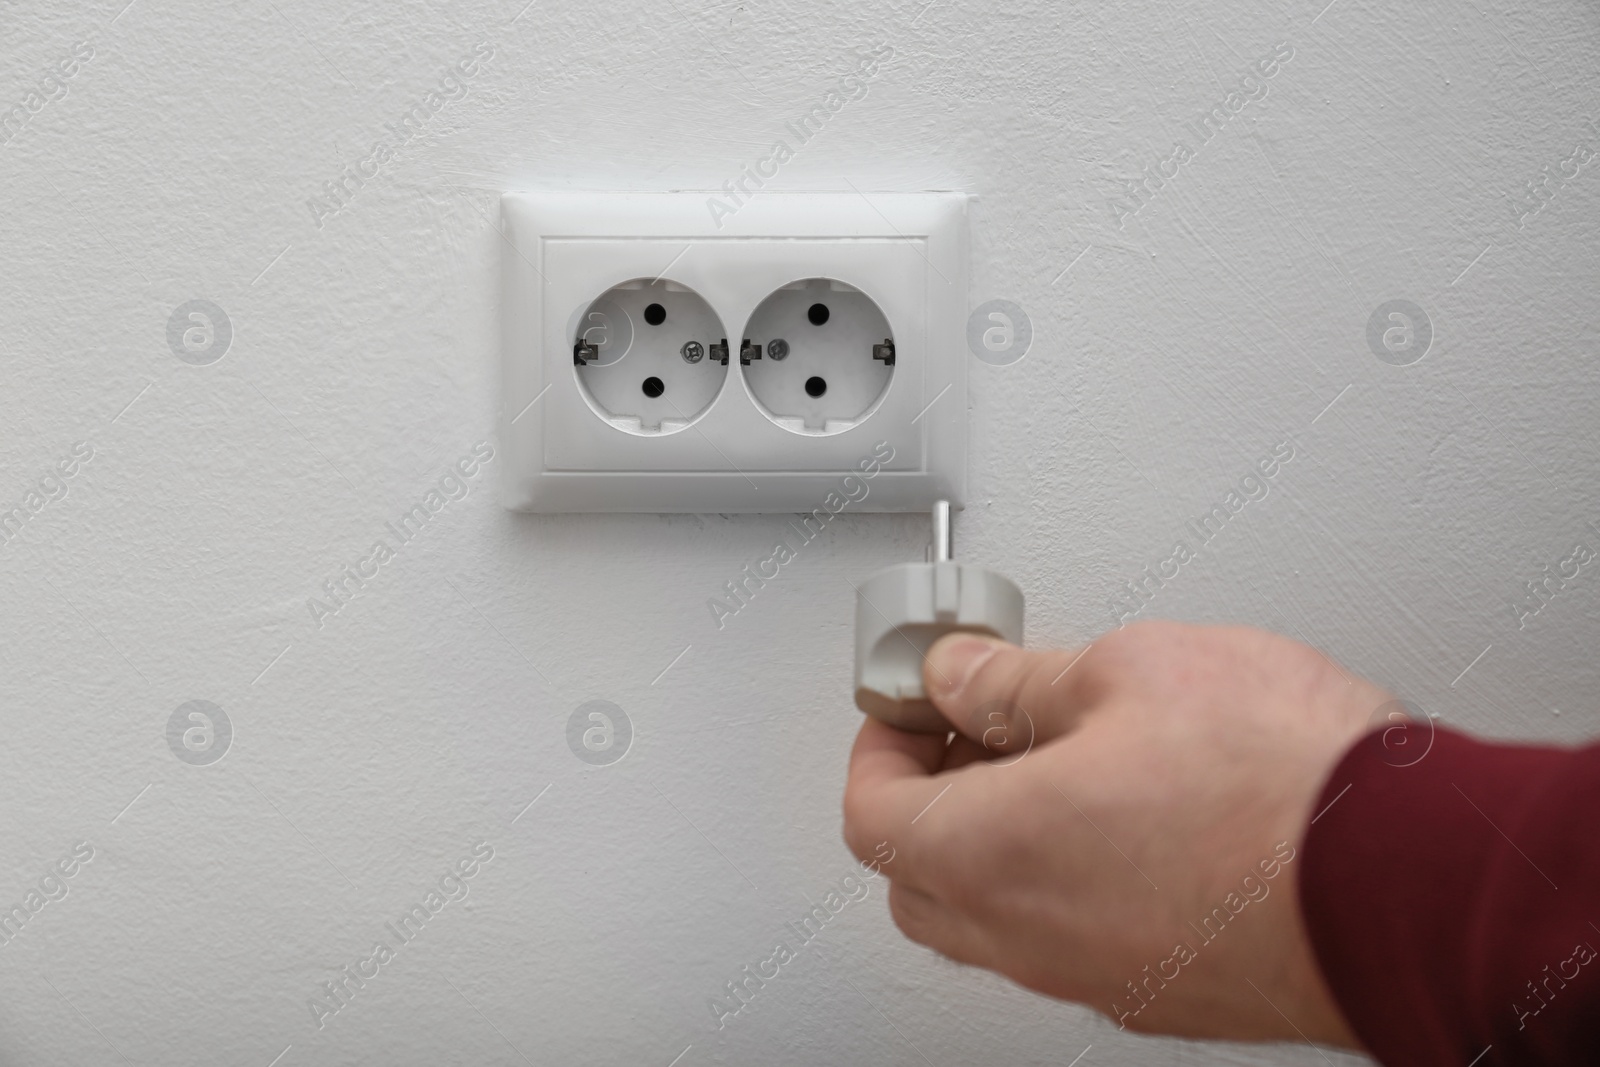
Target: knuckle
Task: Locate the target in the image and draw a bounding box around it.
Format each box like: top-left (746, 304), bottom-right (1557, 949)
top-left (886, 884), bottom-right (935, 946)
top-left (934, 866), bottom-right (982, 917)
top-left (840, 791), bottom-right (875, 861)
top-left (917, 824), bottom-right (990, 914)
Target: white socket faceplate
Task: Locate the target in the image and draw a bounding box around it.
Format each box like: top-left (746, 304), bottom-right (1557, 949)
top-left (499, 192), bottom-right (969, 513)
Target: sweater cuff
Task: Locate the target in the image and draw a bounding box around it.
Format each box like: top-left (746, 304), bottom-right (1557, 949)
top-left (1299, 724), bottom-right (1588, 1067)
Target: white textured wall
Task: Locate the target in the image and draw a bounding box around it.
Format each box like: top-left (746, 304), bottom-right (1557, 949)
top-left (2, 0), bottom-right (1598, 1063)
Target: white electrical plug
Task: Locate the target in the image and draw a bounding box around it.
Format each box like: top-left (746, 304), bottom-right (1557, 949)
top-left (853, 501), bottom-right (1025, 732)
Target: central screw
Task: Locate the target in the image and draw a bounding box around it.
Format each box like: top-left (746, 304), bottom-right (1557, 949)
top-left (767, 339), bottom-right (789, 361)
top-left (680, 341), bottom-right (704, 364)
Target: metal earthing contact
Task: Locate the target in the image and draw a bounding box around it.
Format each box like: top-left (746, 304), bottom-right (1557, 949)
top-left (933, 499), bottom-right (952, 562)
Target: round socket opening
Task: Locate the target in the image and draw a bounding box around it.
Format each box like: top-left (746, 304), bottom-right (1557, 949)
top-left (742, 279), bottom-right (893, 436)
top-left (572, 279), bottom-right (728, 436)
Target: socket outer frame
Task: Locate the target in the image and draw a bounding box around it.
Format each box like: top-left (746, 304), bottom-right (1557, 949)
top-left (500, 192), bottom-right (969, 513)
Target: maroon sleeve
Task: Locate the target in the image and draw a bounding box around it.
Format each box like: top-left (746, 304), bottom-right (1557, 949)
top-left (1299, 725), bottom-right (1600, 1066)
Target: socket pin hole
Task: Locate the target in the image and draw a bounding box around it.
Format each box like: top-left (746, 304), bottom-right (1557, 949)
top-left (642, 376), bottom-right (665, 398)
top-left (644, 303), bottom-right (667, 326)
top-left (805, 376), bottom-right (827, 398)
top-left (807, 303), bottom-right (830, 326)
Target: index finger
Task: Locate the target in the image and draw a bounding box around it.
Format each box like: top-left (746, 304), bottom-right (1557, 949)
top-left (842, 717), bottom-right (951, 880)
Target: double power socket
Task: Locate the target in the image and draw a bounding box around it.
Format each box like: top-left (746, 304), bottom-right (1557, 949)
top-left (499, 192), bottom-right (969, 513)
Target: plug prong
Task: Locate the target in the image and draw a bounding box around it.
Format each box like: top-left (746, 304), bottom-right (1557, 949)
top-left (932, 499), bottom-right (952, 562)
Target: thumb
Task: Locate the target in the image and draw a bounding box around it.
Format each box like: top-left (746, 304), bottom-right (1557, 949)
top-left (922, 633), bottom-right (1097, 749)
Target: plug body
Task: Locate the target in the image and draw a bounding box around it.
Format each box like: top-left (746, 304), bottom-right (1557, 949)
top-left (853, 505), bottom-right (1024, 732)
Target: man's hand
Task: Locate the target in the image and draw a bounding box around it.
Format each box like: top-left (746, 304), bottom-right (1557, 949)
top-left (842, 619), bottom-right (1392, 1045)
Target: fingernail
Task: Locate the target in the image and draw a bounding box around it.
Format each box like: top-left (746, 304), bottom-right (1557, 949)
top-left (928, 634), bottom-right (1004, 697)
